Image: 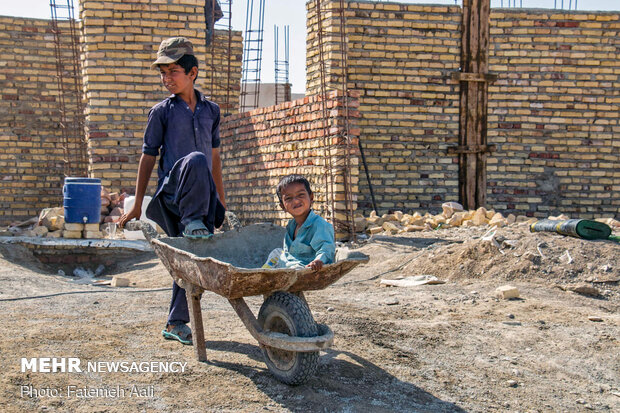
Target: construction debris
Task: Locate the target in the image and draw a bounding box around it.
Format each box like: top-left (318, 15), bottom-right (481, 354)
top-left (23, 186), bottom-right (128, 240)
top-left (362, 202), bottom-right (536, 235)
top-left (111, 276), bottom-right (130, 287)
top-left (495, 285), bottom-right (520, 300)
top-left (358, 203), bottom-right (620, 240)
top-left (380, 275), bottom-right (445, 287)
top-left (567, 284), bottom-right (600, 297)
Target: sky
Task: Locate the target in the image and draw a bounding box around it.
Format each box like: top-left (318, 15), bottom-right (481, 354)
top-left (2, 0), bottom-right (618, 93)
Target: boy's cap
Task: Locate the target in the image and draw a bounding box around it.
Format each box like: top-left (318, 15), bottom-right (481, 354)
top-left (151, 37), bottom-right (194, 68)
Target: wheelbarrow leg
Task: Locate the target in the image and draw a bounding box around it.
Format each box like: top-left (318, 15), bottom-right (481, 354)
top-left (185, 284), bottom-right (207, 362)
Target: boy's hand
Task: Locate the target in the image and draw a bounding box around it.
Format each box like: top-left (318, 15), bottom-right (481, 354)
top-left (306, 259), bottom-right (324, 271)
top-left (118, 207), bottom-right (141, 228)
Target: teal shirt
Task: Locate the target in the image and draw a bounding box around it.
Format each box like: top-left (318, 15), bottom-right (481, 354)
top-left (281, 210), bottom-right (335, 268)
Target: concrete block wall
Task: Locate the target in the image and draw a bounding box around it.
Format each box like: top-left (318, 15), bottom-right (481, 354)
top-left (80, 0), bottom-right (243, 193)
top-left (220, 91), bottom-right (360, 233)
top-left (307, 0), bottom-right (619, 219)
top-left (0, 17), bottom-right (86, 224)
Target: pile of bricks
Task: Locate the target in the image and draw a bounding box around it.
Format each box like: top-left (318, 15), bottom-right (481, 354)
top-left (358, 202), bottom-right (528, 235)
top-left (358, 202), bottom-right (620, 236)
top-left (100, 188), bottom-right (125, 226)
top-left (29, 187), bottom-right (126, 239)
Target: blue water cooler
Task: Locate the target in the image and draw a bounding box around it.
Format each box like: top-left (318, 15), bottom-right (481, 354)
top-left (63, 177), bottom-right (101, 224)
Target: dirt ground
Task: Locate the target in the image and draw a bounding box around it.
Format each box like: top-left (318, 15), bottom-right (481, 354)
top-left (0, 221), bottom-right (618, 412)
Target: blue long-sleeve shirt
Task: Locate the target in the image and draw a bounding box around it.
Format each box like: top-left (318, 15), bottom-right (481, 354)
top-left (142, 90), bottom-right (220, 185)
top-left (281, 210), bottom-right (335, 268)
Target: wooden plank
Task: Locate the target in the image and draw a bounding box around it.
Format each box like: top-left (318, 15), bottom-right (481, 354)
top-left (479, 0), bottom-right (491, 74)
top-left (465, 81), bottom-right (478, 209)
top-left (185, 285), bottom-right (207, 362)
top-left (468, 0), bottom-right (480, 210)
top-left (458, 0), bottom-right (470, 205)
top-left (457, 0), bottom-right (491, 210)
top-left (477, 0), bottom-right (491, 207)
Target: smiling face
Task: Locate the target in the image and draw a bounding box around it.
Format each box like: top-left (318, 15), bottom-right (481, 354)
top-left (280, 182), bottom-right (313, 223)
top-left (158, 62), bottom-right (196, 96)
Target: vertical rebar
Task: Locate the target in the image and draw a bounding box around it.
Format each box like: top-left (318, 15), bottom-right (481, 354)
top-left (241, 0), bottom-right (266, 112)
top-left (274, 25), bottom-right (290, 105)
top-left (50, 0), bottom-right (88, 178)
top-left (338, 0), bottom-right (356, 239)
top-left (315, 0), bottom-right (336, 227)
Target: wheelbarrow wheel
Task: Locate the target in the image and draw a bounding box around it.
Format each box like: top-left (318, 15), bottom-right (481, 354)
top-left (258, 291), bottom-right (319, 385)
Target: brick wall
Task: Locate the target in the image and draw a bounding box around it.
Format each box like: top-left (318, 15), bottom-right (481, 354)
top-left (80, 0), bottom-right (243, 193)
top-left (220, 91), bottom-right (360, 236)
top-left (0, 1), bottom-right (242, 225)
top-left (307, 1), bottom-right (462, 214)
top-left (0, 17), bottom-right (86, 224)
top-left (307, 0), bottom-right (619, 219)
top-left (487, 10), bottom-right (619, 217)
top-left (2, 2), bottom-right (618, 226)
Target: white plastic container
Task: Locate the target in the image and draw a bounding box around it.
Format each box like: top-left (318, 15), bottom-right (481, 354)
top-left (123, 196), bottom-right (158, 239)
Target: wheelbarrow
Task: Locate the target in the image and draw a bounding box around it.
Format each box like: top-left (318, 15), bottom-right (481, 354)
top-left (147, 223), bottom-right (368, 385)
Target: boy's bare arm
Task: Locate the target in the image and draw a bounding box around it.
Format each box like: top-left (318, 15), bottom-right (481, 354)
top-left (118, 154), bottom-right (156, 228)
top-left (306, 259), bottom-right (324, 271)
top-left (212, 148), bottom-right (226, 208)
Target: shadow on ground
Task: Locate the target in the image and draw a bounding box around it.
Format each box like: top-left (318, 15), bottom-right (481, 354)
top-left (203, 340), bottom-right (466, 412)
top-left (370, 235), bottom-right (461, 249)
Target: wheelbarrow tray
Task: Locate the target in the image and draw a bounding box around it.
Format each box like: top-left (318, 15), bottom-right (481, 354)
top-left (150, 223), bottom-right (369, 299)
top-left (149, 223), bottom-right (368, 383)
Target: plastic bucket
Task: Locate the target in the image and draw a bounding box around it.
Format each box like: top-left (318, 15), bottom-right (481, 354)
top-left (63, 177), bottom-right (101, 224)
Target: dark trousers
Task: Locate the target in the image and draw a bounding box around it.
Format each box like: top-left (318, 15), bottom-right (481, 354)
top-left (145, 151), bottom-right (224, 326)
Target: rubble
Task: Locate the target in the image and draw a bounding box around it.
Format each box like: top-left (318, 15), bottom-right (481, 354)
top-left (1, 186), bottom-right (129, 240)
top-left (111, 276), bottom-right (130, 287)
top-left (495, 285), bottom-right (520, 299)
top-left (356, 202), bottom-right (619, 239)
top-left (359, 202), bottom-right (532, 236)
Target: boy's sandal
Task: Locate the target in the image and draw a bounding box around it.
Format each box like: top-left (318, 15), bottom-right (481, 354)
top-left (182, 220), bottom-right (213, 239)
top-left (162, 324), bottom-right (192, 345)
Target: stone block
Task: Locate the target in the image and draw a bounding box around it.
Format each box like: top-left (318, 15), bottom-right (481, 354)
top-left (472, 208), bottom-right (488, 226)
top-left (84, 223), bottom-right (100, 232)
top-left (38, 207), bottom-right (64, 231)
top-left (447, 212), bottom-right (465, 227)
top-left (32, 226), bottom-right (48, 237)
top-left (46, 230), bottom-right (63, 238)
top-left (382, 221), bottom-right (400, 233)
top-left (442, 201), bottom-right (464, 218)
top-left (489, 212), bottom-right (507, 227)
top-left (83, 230), bottom-right (103, 239)
top-left (63, 230), bottom-right (82, 239)
top-left (64, 223), bottom-right (84, 231)
top-left (495, 285), bottom-right (520, 299)
top-left (111, 276), bottom-right (130, 287)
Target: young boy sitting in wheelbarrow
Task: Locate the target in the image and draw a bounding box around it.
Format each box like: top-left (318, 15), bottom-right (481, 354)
top-left (266, 174), bottom-right (335, 270)
top-left (119, 37), bottom-right (226, 346)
